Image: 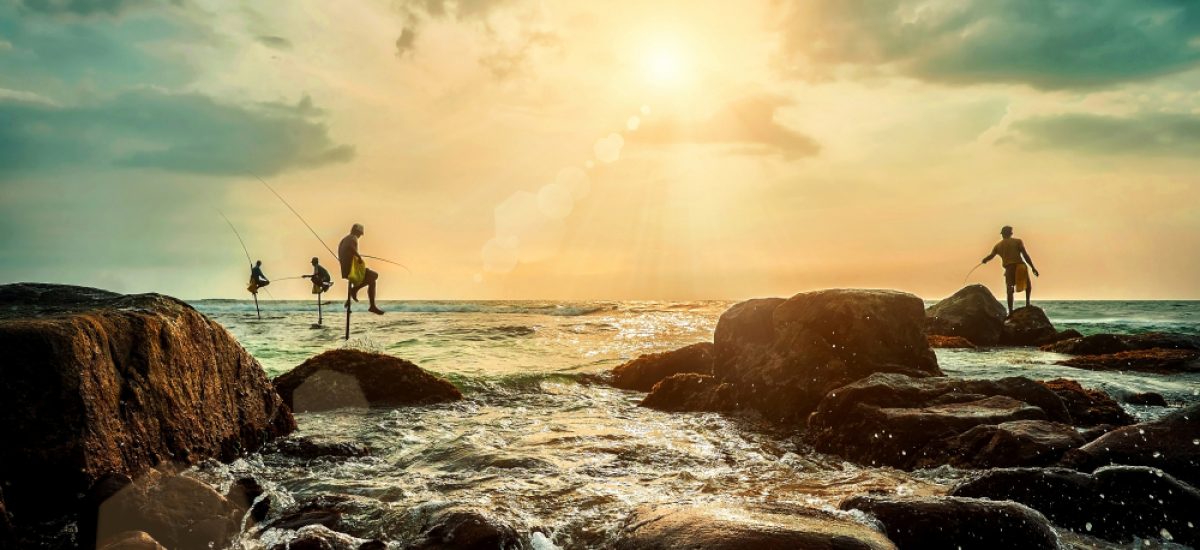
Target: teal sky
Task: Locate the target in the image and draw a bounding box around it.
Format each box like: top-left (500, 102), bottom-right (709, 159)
top-left (2, 0), bottom-right (1199, 300)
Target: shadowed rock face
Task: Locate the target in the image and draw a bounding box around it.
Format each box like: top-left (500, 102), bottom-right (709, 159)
top-left (639, 373), bottom-right (736, 412)
top-left (999, 306), bottom-right (1059, 346)
top-left (273, 349), bottom-right (462, 412)
top-left (1056, 348), bottom-right (1200, 374)
top-left (953, 466), bottom-right (1200, 546)
top-left (713, 290), bottom-right (941, 423)
top-left (925, 284), bottom-right (1007, 346)
top-left (840, 496), bottom-right (1059, 550)
top-left (410, 507), bottom-right (521, 550)
top-left (1038, 378), bottom-right (1134, 427)
top-left (0, 283), bottom-right (295, 523)
top-left (1043, 332), bottom-right (1200, 355)
top-left (1061, 403), bottom-right (1200, 487)
top-left (920, 420), bottom-right (1084, 469)
top-left (926, 335), bottom-right (975, 349)
top-left (614, 503), bottom-right (897, 550)
top-left (611, 342), bottom-right (714, 392)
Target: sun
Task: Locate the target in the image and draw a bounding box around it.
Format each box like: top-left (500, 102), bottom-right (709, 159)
top-left (642, 44), bottom-right (689, 87)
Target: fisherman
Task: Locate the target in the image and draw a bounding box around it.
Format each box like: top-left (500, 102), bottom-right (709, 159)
top-left (338, 223), bottom-right (384, 315)
top-left (981, 225), bottom-right (1039, 314)
top-left (248, 260), bottom-right (270, 294)
top-left (303, 256), bottom-right (334, 294)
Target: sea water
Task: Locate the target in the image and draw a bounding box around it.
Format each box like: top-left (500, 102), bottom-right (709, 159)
top-left (191, 299), bottom-right (1200, 548)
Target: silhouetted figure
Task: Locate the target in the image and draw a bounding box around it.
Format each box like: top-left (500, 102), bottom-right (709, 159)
top-left (303, 256), bottom-right (333, 294)
top-left (248, 260), bottom-right (270, 294)
top-left (982, 226), bottom-right (1039, 314)
top-left (338, 223), bottom-right (384, 315)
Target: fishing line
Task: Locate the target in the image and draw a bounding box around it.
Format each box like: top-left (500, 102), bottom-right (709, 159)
top-left (217, 209), bottom-right (253, 268)
top-left (255, 175), bottom-right (339, 263)
top-left (361, 255), bottom-right (412, 275)
top-left (962, 262), bottom-right (984, 284)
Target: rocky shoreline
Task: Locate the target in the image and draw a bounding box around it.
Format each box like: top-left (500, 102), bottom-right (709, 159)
top-left (3, 282), bottom-right (1197, 548)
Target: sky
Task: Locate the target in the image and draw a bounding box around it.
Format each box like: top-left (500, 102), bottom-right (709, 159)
top-left (1, 0), bottom-right (1199, 301)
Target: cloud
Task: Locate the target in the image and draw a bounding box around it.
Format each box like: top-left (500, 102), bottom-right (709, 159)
top-left (395, 27), bottom-right (417, 56)
top-left (17, 0), bottom-right (154, 16)
top-left (1007, 111), bottom-right (1200, 156)
top-left (0, 89), bottom-right (353, 177)
top-left (777, 0), bottom-right (1200, 89)
top-left (256, 35), bottom-right (291, 50)
top-left (630, 94), bottom-right (820, 158)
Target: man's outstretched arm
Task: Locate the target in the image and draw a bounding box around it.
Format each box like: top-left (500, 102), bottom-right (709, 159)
top-left (981, 249), bottom-right (997, 264)
top-left (1020, 243), bottom-right (1039, 276)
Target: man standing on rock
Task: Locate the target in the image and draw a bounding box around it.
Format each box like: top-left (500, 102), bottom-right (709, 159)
top-left (982, 225), bottom-right (1039, 314)
top-left (338, 223), bottom-right (384, 315)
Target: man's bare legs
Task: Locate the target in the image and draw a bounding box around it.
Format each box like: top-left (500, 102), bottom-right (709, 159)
top-left (1006, 285), bottom-right (1015, 315)
top-left (1025, 283), bottom-right (1032, 309)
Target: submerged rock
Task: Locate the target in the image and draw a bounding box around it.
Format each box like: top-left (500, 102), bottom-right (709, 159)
top-left (953, 466), bottom-right (1200, 546)
top-left (840, 495), bottom-right (1059, 550)
top-left (1038, 378), bottom-right (1134, 427)
top-left (611, 342), bottom-right (713, 391)
top-left (925, 284), bottom-right (1008, 346)
top-left (274, 349), bottom-right (462, 412)
top-left (410, 507), bottom-right (520, 550)
top-left (713, 289), bottom-right (941, 423)
top-left (1125, 392), bottom-right (1169, 407)
top-left (1061, 403), bottom-right (1200, 487)
top-left (806, 373), bottom-right (1072, 469)
top-left (0, 283), bottom-right (294, 525)
top-left (926, 334), bottom-right (976, 348)
top-left (94, 469), bottom-right (243, 550)
top-left (269, 436), bottom-right (371, 459)
top-left (639, 373), bottom-right (736, 412)
top-left (1056, 348), bottom-right (1200, 374)
top-left (999, 306), bottom-right (1060, 346)
top-left (1042, 332), bottom-right (1200, 355)
top-left (614, 502), bottom-right (896, 550)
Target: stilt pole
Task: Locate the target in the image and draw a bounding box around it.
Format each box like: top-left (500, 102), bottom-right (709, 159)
top-left (317, 291), bottom-right (323, 326)
top-left (252, 291), bottom-right (261, 320)
top-left (344, 284), bottom-right (352, 340)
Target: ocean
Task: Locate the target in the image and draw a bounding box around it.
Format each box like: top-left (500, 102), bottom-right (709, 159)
top-left (190, 299), bottom-right (1200, 548)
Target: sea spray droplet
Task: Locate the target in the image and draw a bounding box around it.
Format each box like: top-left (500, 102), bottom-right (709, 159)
top-left (1085, 522), bottom-right (1092, 531)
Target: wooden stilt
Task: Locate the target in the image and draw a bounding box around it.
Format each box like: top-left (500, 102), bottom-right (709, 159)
top-left (344, 284), bottom-right (352, 340)
top-left (252, 291), bottom-right (261, 319)
top-left (317, 291), bottom-right (323, 326)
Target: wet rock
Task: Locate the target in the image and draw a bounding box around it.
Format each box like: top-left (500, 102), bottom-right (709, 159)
top-left (270, 436), bottom-right (371, 459)
top-left (1061, 403), bottom-right (1200, 487)
top-left (94, 469), bottom-right (242, 550)
top-left (267, 495), bottom-right (352, 532)
top-left (925, 284), bottom-right (1008, 346)
top-left (410, 507), bottom-right (520, 550)
top-left (999, 306), bottom-right (1059, 346)
top-left (713, 289), bottom-right (941, 423)
top-left (926, 334), bottom-right (976, 348)
top-left (807, 373), bottom-right (1071, 469)
top-left (840, 495), bottom-right (1058, 550)
top-left (268, 525), bottom-right (385, 550)
top-left (918, 420), bottom-right (1084, 468)
top-left (615, 502), bottom-right (896, 550)
top-left (0, 283), bottom-right (295, 525)
top-left (97, 531), bottom-right (167, 550)
top-left (611, 342), bottom-right (714, 391)
top-left (1125, 392), bottom-right (1169, 407)
top-left (227, 476), bottom-right (270, 523)
top-left (1042, 332), bottom-right (1200, 355)
top-left (274, 349), bottom-right (462, 412)
top-left (953, 466), bottom-right (1200, 546)
top-left (1056, 348), bottom-right (1200, 374)
top-left (639, 373), bottom-right (736, 412)
top-left (1038, 378), bottom-right (1134, 426)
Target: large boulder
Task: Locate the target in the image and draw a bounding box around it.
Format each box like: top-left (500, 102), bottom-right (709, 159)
top-left (999, 306), bottom-right (1060, 346)
top-left (1043, 332), bottom-right (1200, 355)
top-left (409, 507), bottom-right (521, 550)
top-left (611, 342), bottom-right (713, 391)
top-left (1061, 403), bottom-right (1200, 487)
top-left (713, 290), bottom-right (941, 423)
top-left (614, 502), bottom-right (896, 550)
top-left (274, 349), bottom-right (462, 412)
top-left (953, 466), bottom-right (1200, 546)
top-left (639, 374), bottom-right (736, 412)
top-left (840, 496), bottom-right (1059, 550)
top-left (0, 283), bottom-right (295, 524)
top-left (94, 469), bottom-right (243, 550)
top-left (1038, 378), bottom-right (1134, 427)
top-left (806, 373), bottom-right (1072, 469)
top-left (1056, 348), bottom-right (1200, 374)
top-left (924, 284), bottom-right (1007, 346)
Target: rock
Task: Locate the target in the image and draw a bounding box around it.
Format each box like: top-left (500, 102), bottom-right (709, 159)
top-left (1125, 392), bottom-right (1169, 407)
top-left (94, 469), bottom-right (242, 550)
top-left (925, 284), bottom-right (1008, 346)
top-left (639, 373), bottom-right (736, 412)
top-left (713, 289), bottom-right (941, 423)
top-left (1038, 378), bottom-right (1134, 426)
top-left (97, 531), bottom-right (167, 550)
top-left (0, 283), bottom-right (295, 525)
top-left (918, 420), bottom-right (1084, 469)
top-left (614, 502), bottom-right (896, 550)
top-left (807, 373), bottom-right (1072, 469)
top-left (227, 477), bottom-right (270, 523)
top-left (1042, 332), bottom-right (1200, 355)
top-left (1061, 403), bottom-right (1200, 487)
top-left (410, 507), bottom-right (520, 550)
top-left (953, 466), bottom-right (1200, 546)
top-left (840, 495), bottom-right (1058, 550)
top-left (1054, 328), bottom-right (1083, 342)
top-left (926, 334), bottom-right (976, 348)
top-left (0, 489), bottom-right (12, 546)
top-left (999, 306), bottom-right (1059, 346)
top-left (268, 525), bottom-right (385, 550)
top-left (274, 349), bottom-right (462, 412)
top-left (269, 436), bottom-right (371, 459)
top-left (1056, 348), bottom-right (1200, 374)
top-left (611, 342), bottom-right (714, 391)
top-left (267, 495), bottom-right (352, 532)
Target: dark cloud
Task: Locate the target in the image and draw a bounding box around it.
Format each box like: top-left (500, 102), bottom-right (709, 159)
top-left (257, 35), bottom-right (291, 50)
top-left (17, 0), bottom-right (153, 16)
top-left (778, 0), bottom-right (1200, 89)
top-left (631, 94), bottom-right (819, 159)
top-left (1007, 112), bottom-right (1200, 155)
top-left (395, 28), bottom-right (417, 56)
top-left (0, 89), bottom-right (353, 177)
top-left (392, 0), bottom-right (540, 73)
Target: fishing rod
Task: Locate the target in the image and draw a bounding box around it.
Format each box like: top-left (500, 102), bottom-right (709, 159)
top-left (255, 175), bottom-right (339, 263)
top-left (217, 209), bottom-right (264, 319)
top-left (361, 255), bottom-right (412, 275)
top-left (962, 262), bottom-right (984, 284)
